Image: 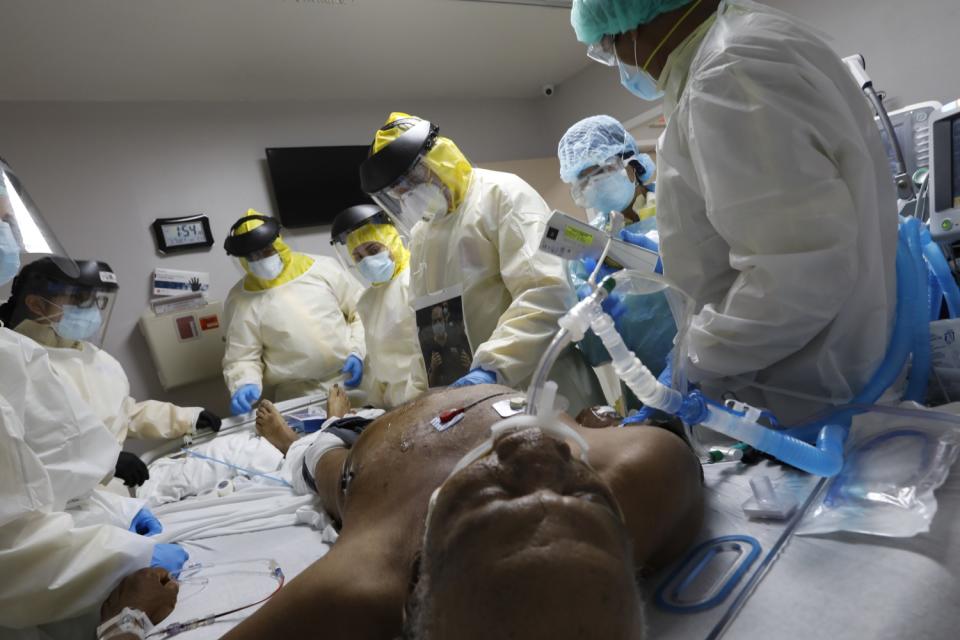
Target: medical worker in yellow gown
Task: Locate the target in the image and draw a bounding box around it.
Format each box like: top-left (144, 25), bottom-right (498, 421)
top-left (331, 204), bottom-right (427, 409)
top-left (222, 211), bottom-right (365, 414)
top-left (360, 114), bottom-right (604, 413)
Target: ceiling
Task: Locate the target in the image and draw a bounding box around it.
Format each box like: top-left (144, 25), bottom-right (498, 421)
top-left (0, 0), bottom-right (591, 102)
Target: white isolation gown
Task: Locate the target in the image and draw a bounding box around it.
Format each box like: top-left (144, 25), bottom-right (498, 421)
top-left (655, 0), bottom-right (898, 421)
top-left (16, 320), bottom-right (200, 442)
top-left (0, 328), bottom-right (154, 629)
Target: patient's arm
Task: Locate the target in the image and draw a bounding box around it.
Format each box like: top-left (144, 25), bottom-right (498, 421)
top-left (222, 528), bottom-right (408, 640)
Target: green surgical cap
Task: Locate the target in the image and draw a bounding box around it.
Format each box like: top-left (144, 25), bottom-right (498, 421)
top-left (571, 0), bottom-right (697, 44)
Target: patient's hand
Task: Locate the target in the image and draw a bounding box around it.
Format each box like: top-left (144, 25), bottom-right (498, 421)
top-left (101, 568), bottom-right (178, 625)
top-left (327, 383), bottom-right (351, 418)
top-left (256, 400), bottom-right (299, 455)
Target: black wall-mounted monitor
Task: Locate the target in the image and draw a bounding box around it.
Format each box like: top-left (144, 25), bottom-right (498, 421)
top-left (266, 145), bottom-right (373, 228)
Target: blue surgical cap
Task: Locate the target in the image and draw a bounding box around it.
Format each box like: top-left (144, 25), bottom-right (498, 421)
top-left (571, 0), bottom-right (696, 45)
top-left (558, 115), bottom-right (655, 185)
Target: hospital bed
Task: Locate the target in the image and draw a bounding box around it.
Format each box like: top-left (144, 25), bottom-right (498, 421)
top-left (125, 394), bottom-right (960, 640)
top-left (133, 393), bottom-right (339, 640)
top-left (642, 429), bottom-right (960, 640)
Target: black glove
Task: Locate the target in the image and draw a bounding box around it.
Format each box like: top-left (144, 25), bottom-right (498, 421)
top-left (196, 409), bottom-right (222, 432)
top-left (115, 451), bottom-right (149, 487)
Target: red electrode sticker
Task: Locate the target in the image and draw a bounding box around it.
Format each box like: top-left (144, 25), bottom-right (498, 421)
top-left (199, 315), bottom-right (220, 331)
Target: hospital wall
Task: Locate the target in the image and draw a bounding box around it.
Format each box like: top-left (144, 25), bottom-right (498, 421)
top-left (0, 99), bottom-right (556, 424)
top-left (545, 0), bottom-right (960, 146)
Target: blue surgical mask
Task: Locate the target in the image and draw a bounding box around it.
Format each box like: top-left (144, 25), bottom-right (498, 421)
top-left (615, 0), bottom-right (702, 102)
top-left (357, 251), bottom-right (396, 284)
top-left (0, 220), bottom-right (21, 285)
top-left (584, 170), bottom-right (636, 217)
top-left (54, 304), bottom-right (103, 341)
top-left (619, 61), bottom-right (664, 101)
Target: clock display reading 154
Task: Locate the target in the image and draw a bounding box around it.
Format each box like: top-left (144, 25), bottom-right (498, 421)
top-left (162, 222), bottom-right (206, 247)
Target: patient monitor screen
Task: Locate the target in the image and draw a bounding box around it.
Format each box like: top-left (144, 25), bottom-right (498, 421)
top-left (933, 114), bottom-right (960, 213)
top-left (953, 117), bottom-right (960, 209)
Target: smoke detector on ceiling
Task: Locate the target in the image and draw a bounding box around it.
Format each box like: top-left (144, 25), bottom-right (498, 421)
top-left (458, 0), bottom-right (573, 8)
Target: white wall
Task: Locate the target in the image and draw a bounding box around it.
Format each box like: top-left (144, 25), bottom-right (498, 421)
top-left (0, 99), bottom-right (553, 416)
top-left (547, 0), bottom-right (960, 146)
top-left (764, 0), bottom-right (960, 109)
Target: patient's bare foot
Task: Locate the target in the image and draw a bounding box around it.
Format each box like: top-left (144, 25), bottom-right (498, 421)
top-left (327, 383), bottom-right (351, 418)
top-left (256, 400), bottom-right (299, 455)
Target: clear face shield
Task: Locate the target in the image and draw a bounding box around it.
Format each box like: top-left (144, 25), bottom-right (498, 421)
top-left (369, 158), bottom-right (453, 237)
top-left (332, 227), bottom-right (396, 288)
top-left (13, 277), bottom-right (117, 347)
top-left (0, 159), bottom-right (78, 281)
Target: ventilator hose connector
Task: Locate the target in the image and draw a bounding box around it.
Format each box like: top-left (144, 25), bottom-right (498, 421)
top-left (589, 308), bottom-right (684, 415)
top-left (527, 280), bottom-right (614, 416)
top-left (557, 278), bottom-right (615, 341)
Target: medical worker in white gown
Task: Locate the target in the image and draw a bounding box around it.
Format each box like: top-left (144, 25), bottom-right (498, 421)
top-left (0, 159), bottom-right (187, 629)
top-left (0, 258), bottom-right (222, 487)
top-left (571, 0), bottom-right (897, 422)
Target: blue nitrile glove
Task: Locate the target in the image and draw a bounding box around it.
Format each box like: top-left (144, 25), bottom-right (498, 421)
top-left (340, 355), bottom-right (364, 388)
top-left (623, 351), bottom-right (674, 425)
top-left (451, 368), bottom-right (497, 388)
top-left (129, 508), bottom-right (163, 537)
top-left (581, 256), bottom-right (618, 283)
top-left (230, 384), bottom-right (261, 415)
top-left (151, 544), bottom-right (189, 576)
top-left (620, 228), bottom-right (663, 273)
top-left (619, 228), bottom-right (659, 252)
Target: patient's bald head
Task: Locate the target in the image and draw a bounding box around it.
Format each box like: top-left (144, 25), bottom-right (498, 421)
top-left (402, 425), bottom-right (645, 639)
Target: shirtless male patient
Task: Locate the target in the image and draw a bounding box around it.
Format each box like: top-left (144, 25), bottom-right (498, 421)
top-left (226, 383), bottom-right (704, 639)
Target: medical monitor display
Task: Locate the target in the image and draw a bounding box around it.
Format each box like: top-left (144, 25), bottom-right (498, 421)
top-left (266, 145), bottom-right (372, 228)
top-left (953, 118), bottom-right (960, 208)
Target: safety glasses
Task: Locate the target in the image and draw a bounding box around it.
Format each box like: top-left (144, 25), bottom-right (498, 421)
top-left (587, 34), bottom-right (618, 66)
top-left (570, 157), bottom-right (629, 208)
